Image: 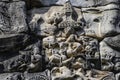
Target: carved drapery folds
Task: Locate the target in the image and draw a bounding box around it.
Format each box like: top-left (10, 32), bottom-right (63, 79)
top-left (0, 0), bottom-right (120, 80)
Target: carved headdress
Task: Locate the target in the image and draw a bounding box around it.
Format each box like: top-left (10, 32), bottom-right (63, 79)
top-left (58, 1), bottom-right (80, 29)
top-left (63, 0), bottom-right (73, 14)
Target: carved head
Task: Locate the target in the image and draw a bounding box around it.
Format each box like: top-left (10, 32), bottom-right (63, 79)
top-left (63, 0), bottom-right (73, 18)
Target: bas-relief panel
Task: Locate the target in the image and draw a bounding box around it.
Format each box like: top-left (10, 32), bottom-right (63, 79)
top-left (0, 0), bottom-right (120, 80)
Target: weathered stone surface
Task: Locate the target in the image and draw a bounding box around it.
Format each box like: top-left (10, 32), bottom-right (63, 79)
top-left (104, 34), bottom-right (120, 50)
top-left (0, 0), bottom-right (120, 80)
top-left (0, 1), bottom-right (28, 34)
top-left (0, 1), bottom-right (29, 53)
top-left (28, 2), bottom-right (120, 38)
top-left (0, 70), bottom-right (51, 80)
top-left (8, 1), bottom-right (28, 33)
top-left (100, 35), bottom-right (120, 72)
top-left (0, 0), bottom-right (21, 2)
top-left (28, 0), bottom-right (120, 7)
top-left (28, 5), bottom-right (84, 36)
top-left (83, 4), bottom-right (120, 38)
top-left (0, 34), bottom-right (30, 52)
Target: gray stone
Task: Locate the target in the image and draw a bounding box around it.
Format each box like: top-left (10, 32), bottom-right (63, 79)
top-left (32, 0), bottom-right (119, 7)
top-left (0, 0), bottom-right (119, 80)
top-left (0, 70), bottom-right (51, 80)
top-left (83, 3), bottom-right (120, 38)
top-left (0, 1), bottom-right (28, 34)
top-left (8, 1), bottom-right (28, 33)
top-left (0, 34), bottom-right (30, 52)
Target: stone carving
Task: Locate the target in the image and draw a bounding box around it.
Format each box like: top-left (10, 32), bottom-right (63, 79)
top-left (100, 34), bottom-right (120, 72)
top-left (0, 70), bottom-right (51, 80)
top-left (25, 70), bottom-right (51, 80)
top-left (0, 0), bottom-right (120, 80)
top-left (1, 41), bottom-right (43, 73)
top-left (6, 73), bottom-right (24, 80)
top-left (83, 3), bottom-right (120, 38)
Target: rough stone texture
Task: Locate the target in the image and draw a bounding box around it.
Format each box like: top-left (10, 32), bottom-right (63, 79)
top-left (30, 0), bottom-right (120, 7)
top-left (83, 4), bottom-right (120, 38)
top-left (0, 0), bottom-right (120, 80)
top-left (0, 70), bottom-right (51, 80)
top-left (0, 1), bottom-right (28, 34)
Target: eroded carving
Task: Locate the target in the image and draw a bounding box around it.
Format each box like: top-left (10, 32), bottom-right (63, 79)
top-left (0, 0), bottom-right (120, 80)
